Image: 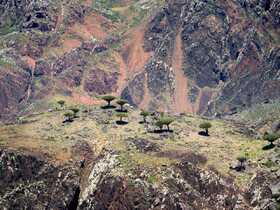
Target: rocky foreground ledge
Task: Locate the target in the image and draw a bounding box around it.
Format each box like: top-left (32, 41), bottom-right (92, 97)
top-left (0, 148), bottom-right (279, 210)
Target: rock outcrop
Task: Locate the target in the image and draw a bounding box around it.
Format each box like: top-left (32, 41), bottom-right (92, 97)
top-left (2, 148), bottom-right (277, 210)
top-left (0, 149), bottom-right (80, 210)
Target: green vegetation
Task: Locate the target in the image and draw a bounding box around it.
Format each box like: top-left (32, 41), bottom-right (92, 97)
top-left (199, 122), bottom-right (212, 136)
top-left (69, 107), bottom-right (79, 117)
top-left (116, 112), bottom-right (128, 123)
top-left (147, 174), bottom-right (157, 184)
top-left (0, 104), bottom-right (267, 188)
top-left (127, 5), bottom-right (148, 27)
top-left (263, 159), bottom-right (276, 168)
top-left (57, 100), bottom-right (65, 108)
top-left (116, 99), bottom-right (128, 111)
top-left (92, 0), bottom-right (124, 22)
top-left (64, 111), bottom-right (75, 122)
top-left (140, 110), bottom-right (150, 123)
top-left (155, 117), bottom-right (174, 132)
top-left (101, 95), bottom-right (116, 107)
top-left (238, 100), bottom-right (280, 123)
top-left (263, 132), bottom-right (279, 149)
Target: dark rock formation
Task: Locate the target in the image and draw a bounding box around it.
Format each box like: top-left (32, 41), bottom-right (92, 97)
top-left (0, 147), bottom-right (279, 210)
top-left (123, 0), bottom-right (280, 115)
top-left (245, 172), bottom-right (277, 210)
top-left (0, 0), bottom-right (58, 33)
top-left (0, 54), bottom-right (31, 119)
top-left (83, 68), bottom-right (118, 95)
top-left (0, 149), bottom-right (80, 210)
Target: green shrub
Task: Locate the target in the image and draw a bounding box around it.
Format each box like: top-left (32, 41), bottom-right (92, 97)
top-left (116, 112), bottom-right (128, 122)
top-left (57, 100), bottom-right (65, 108)
top-left (263, 132), bottom-right (279, 149)
top-left (199, 122), bottom-right (212, 136)
top-left (101, 95), bottom-right (116, 107)
top-left (116, 99), bottom-right (128, 111)
top-left (140, 110), bottom-right (150, 123)
top-left (64, 111), bottom-right (75, 122)
top-left (155, 117), bottom-right (174, 131)
top-left (69, 107), bottom-right (79, 117)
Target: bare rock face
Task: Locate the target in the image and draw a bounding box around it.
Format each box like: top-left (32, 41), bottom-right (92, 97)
top-left (122, 0), bottom-right (280, 115)
top-left (0, 0), bottom-right (58, 32)
top-left (78, 159), bottom-right (252, 210)
top-left (0, 147), bottom-right (279, 210)
top-left (245, 172), bottom-right (278, 210)
top-left (272, 120), bottom-right (280, 133)
top-left (0, 54), bottom-right (31, 119)
top-left (0, 0), bottom-right (279, 118)
top-left (83, 68), bottom-right (119, 95)
top-left (0, 149), bottom-right (80, 210)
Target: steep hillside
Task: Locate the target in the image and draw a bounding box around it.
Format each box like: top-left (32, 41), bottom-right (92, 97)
top-left (0, 0), bottom-right (279, 120)
top-left (0, 0), bottom-right (163, 119)
top-left (123, 0), bottom-right (280, 115)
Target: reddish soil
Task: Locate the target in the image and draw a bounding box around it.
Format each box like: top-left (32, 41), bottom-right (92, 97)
top-left (22, 56), bottom-right (36, 102)
top-left (172, 32), bottom-right (194, 114)
top-left (62, 38), bottom-right (82, 53)
top-left (69, 13), bottom-right (115, 41)
top-left (82, 0), bottom-right (93, 7)
top-left (113, 23), bottom-right (152, 98)
top-left (72, 92), bottom-right (101, 106)
top-left (122, 24), bottom-right (152, 77)
top-left (23, 56), bottom-right (36, 71)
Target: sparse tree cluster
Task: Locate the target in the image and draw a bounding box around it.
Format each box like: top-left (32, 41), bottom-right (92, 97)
top-left (100, 95), bottom-right (130, 125)
top-left (155, 117), bottom-right (174, 132)
top-left (56, 100), bottom-right (80, 123)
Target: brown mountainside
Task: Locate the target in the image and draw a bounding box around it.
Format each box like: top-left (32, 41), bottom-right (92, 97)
top-left (0, 0), bottom-right (279, 119)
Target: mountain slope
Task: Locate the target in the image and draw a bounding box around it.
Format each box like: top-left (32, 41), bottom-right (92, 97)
top-left (0, 0), bottom-right (279, 120)
top-left (123, 0), bottom-right (280, 115)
